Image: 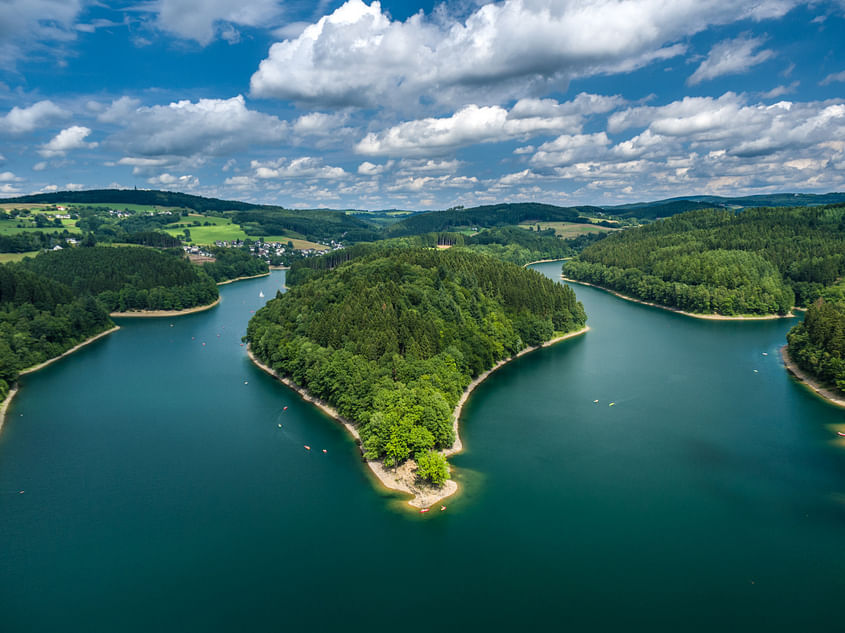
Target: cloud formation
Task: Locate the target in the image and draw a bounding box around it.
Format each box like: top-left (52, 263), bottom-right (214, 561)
top-left (687, 34), bottom-right (775, 85)
top-left (151, 0), bottom-right (285, 45)
top-left (39, 126), bottom-right (97, 157)
top-left (0, 0), bottom-right (84, 68)
top-left (1, 101), bottom-right (70, 134)
top-left (251, 0), bottom-right (799, 110)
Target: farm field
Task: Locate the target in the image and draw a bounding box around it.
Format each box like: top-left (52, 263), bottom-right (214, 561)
top-left (517, 221), bottom-right (619, 238)
top-left (0, 219), bottom-right (80, 236)
top-left (0, 251), bottom-right (39, 263)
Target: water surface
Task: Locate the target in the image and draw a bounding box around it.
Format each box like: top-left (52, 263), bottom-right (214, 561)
top-left (1, 266), bottom-right (843, 632)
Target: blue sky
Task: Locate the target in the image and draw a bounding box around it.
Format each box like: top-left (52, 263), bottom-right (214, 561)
top-left (1, 0), bottom-right (844, 209)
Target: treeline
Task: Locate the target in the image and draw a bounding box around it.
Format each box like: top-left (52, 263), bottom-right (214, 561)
top-left (0, 230), bottom-right (77, 253)
top-left (232, 208), bottom-right (380, 243)
top-left (5, 188), bottom-right (262, 213)
top-left (564, 205), bottom-right (845, 315)
top-left (19, 246), bottom-right (218, 312)
top-left (248, 248), bottom-right (585, 483)
top-left (787, 297), bottom-right (845, 394)
top-left (385, 202), bottom-right (600, 237)
top-left (0, 265), bottom-right (113, 403)
top-left (200, 247), bottom-right (269, 283)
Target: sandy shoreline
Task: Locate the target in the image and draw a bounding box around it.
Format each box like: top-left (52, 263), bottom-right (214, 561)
top-left (0, 325), bottom-right (121, 432)
top-left (781, 346), bottom-right (845, 408)
top-left (215, 272), bottom-right (270, 285)
top-left (561, 276), bottom-right (794, 320)
top-left (247, 326), bottom-right (588, 509)
top-left (110, 296), bottom-right (221, 317)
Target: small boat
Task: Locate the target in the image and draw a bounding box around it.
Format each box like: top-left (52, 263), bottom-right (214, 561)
top-left (762, 352), bottom-right (768, 356)
top-left (420, 508), bottom-right (429, 513)
top-left (304, 445), bottom-right (311, 450)
top-left (259, 291), bottom-right (264, 298)
top-left (838, 432), bottom-right (845, 437)
top-left (593, 399), bottom-right (599, 403)
top-left (244, 381), bottom-right (248, 385)
top-left (440, 505), bottom-right (446, 511)
top-left (277, 424), bottom-right (282, 428)
top-left (322, 449), bottom-right (327, 453)
top-left (609, 402), bottom-right (615, 406)
top-left (283, 406), bottom-right (288, 411)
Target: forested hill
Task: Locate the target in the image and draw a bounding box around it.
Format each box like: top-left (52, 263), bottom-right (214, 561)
top-left (5, 188), bottom-right (262, 212)
top-left (19, 246), bottom-right (218, 312)
top-left (0, 264), bottom-right (113, 403)
top-left (384, 202), bottom-right (601, 236)
top-left (247, 248), bottom-right (586, 483)
top-left (563, 205), bottom-right (845, 316)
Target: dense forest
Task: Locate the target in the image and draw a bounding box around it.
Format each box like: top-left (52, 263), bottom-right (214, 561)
top-left (247, 248), bottom-right (586, 483)
top-left (385, 202), bottom-right (601, 237)
top-left (19, 246), bottom-right (218, 312)
top-left (231, 208), bottom-right (380, 243)
top-left (7, 188), bottom-right (262, 213)
top-left (0, 264), bottom-right (113, 403)
top-left (563, 205), bottom-right (845, 315)
top-left (200, 247), bottom-right (269, 283)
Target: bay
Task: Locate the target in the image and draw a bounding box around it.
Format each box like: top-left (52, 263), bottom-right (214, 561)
top-left (1, 265), bottom-right (843, 632)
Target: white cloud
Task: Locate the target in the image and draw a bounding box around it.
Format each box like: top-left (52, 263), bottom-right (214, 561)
top-left (356, 93), bottom-right (617, 157)
top-left (687, 34), bottom-right (775, 86)
top-left (0, 100), bottom-right (70, 134)
top-left (251, 0), bottom-right (798, 110)
top-left (147, 173), bottom-right (200, 189)
top-left (0, 171), bottom-right (23, 183)
top-left (760, 81), bottom-right (799, 98)
top-left (39, 126), bottom-right (98, 157)
top-left (33, 161), bottom-right (48, 171)
top-left (250, 157), bottom-right (347, 180)
top-left (530, 133), bottom-right (612, 167)
top-left (358, 161), bottom-right (386, 176)
top-left (820, 70), bottom-right (845, 86)
top-left (98, 97), bottom-right (142, 124)
top-left (108, 95), bottom-right (287, 160)
top-left (151, 0), bottom-right (285, 46)
top-left (0, 183), bottom-right (24, 195)
top-left (0, 0), bottom-right (84, 68)
top-left (64, 182), bottom-right (85, 191)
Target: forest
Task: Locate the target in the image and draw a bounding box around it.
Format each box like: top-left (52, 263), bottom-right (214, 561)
top-left (0, 264), bottom-right (113, 403)
top-left (563, 205), bottom-right (845, 316)
top-left (200, 247), bottom-right (269, 283)
top-left (247, 247), bottom-right (586, 483)
top-left (18, 246), bottom-right (218, 312)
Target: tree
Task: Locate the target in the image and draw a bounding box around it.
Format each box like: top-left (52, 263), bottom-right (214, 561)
top-left (415, 451), bottom-right (450, 486)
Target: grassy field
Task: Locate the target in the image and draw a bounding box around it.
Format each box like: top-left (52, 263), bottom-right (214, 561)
top-left (518, 221), bottom-right (619, 238)
top-left (0, 219), bottom-right (81, 236)
top-left (0, 251), bottom-right (39, 263)
top-left (163, 215), bottom-right (327, 250)
top-left (262, 236), bottom-right (327, 250)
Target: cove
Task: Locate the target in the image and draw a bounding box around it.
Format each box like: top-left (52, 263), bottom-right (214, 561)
top-left (0, 265), bottom-right (843, 632)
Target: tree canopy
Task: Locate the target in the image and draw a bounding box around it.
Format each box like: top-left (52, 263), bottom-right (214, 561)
top-left (247, 247), bottom-right (585, 483)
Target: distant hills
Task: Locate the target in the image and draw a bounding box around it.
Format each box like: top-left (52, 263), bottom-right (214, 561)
top-left (5, 188), bottom-right (845, 240)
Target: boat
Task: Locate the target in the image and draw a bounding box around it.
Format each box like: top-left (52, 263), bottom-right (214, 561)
top-left (322, 449), bottom-right (327, 453)
top-left (609, 402), bottom-right (615, 406)
top-left (440, 505), bottom-right (446, 511)
top-left (838, 432), bottom-right (845, 437)
top-left (304, 445), bottom-right (311, 450)
top-left (283, 406), bottom-right (288, 411)
top-left (259, 291), bottom-right (264, 298)
top-left (420, 508), bottom-right (429, 513)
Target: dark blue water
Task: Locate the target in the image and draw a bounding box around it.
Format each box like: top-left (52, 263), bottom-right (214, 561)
top-left (1, 266), bottom-right (843, 632)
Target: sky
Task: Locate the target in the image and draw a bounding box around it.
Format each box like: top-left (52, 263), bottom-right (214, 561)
top-left (0, 0), bottom-right (844, 210)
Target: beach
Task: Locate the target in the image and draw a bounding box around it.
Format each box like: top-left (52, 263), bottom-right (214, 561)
top-left (247, 326), bottom-right (588, 508)
top-left (781, 346), bottom-right (845, 408)
top-left (110, 296), bottom-right (221, 317)
top-left (215, 272), bottom-right (270, 285)
top-left (561, 277), bottom-right (794, 320)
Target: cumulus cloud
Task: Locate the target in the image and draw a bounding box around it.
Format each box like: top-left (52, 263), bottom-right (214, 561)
top-left (151, 0), bottom-right (285, 46)
top-left (0, 100), bottom-right (70, 134)
top-left (356, 93), bottom-right (617, 157)
top-left (108, 95), bottom-right (287, 160)
top-left (250, 157), bottom-right (347, 180)
top-left (530, 133), bottom-right (612, 167)
top-left (0, 171), bottom-right (23, 183)
top-left (98, 97), bottom-right (142, 124)
top-left (39, 126), bottom-right (97, 157)
top-left (147, 172), bottom-right (199, 188)
top-left (760, 81), bottom-right (799, 98)
top-left (251, 0), bottom-right (798, 110)
top-left (687, 34), bottom-right (775, 85)
top-left (358, 161), bottom-right (386, 176)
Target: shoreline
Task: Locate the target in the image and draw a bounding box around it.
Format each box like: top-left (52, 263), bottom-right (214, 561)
top-left (523, 258), bottom-right (570, 267)
top-left (247, 325), bottom-right (588, 508)
top-left (561, 276), bottom-right (794, 321)
top-left (781, 346), bottom-right (845, 408)
top-left (215, 272), bottom-right (270, 285)
top-left (110, 296), bottom-right (221, 318)
top-left (0, 325), bottom-right (121, 432)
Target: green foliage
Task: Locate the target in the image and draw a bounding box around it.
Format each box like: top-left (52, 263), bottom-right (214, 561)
top-left (232, 208), bottom-right (379, 243)
top-left (248, 248), bottom-right (585, 478)
top-left (415, 450), bottom-right (450, 486)
top-left (125, 231), bottom-right (182, 248)
top-left (787, 298), bottom-right (845, 393)
top-left (200, 247), bottom-right (269, 282)
top-left (18, 246), bottom-right (218, 312)
top-left (563, 205), bottom-right (845, 315)
top-left (0, 264), bottom-right (113, 399)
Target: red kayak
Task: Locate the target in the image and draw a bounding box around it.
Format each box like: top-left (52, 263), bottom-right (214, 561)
top-left (838, 432), bottom-right (845, 437)
top-left (420, 508), bottom-right (429, 513)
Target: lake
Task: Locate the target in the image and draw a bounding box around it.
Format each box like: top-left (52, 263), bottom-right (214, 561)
top-left (1, 264), bottom-right (843, 632)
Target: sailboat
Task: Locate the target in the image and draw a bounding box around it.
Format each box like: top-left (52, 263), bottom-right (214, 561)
top-left (259, 291), bottom-right (264, 298)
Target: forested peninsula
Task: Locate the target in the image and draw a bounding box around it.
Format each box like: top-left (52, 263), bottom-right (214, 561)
top-left (563, 205), bottom-right (845, 316)
top-left (247, 247), bottom-right (587, 506)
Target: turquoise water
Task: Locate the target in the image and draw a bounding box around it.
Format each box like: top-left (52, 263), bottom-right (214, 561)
top-left (1, 265), bottom-right (843, 632)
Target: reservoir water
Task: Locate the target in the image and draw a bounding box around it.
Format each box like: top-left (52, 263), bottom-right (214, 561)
top-left (1, 264), bottom-right (843, 632)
